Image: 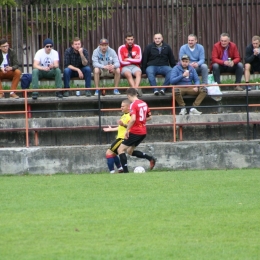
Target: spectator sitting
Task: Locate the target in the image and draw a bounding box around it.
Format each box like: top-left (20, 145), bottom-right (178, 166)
top-left (92, 38), bottom-right (121, 96)
top-left (244, 35), bottom-right (260, 91)
top-left (0, 38), bottom-right (21, 99)
top-left (142, 33), bottom-right (176, 95)
top-left (63, 37), bottom-right (92, 97)
top-left (118, 32), bottom-right (142, 96)
top-left (170, 54), bottom-right (207, 115)
top-left (179, 34), bottom-right (208, 84)
top-left (31, 38), bottom-right (63, 100)
top-left (211, 32), bottom-right (244, 91)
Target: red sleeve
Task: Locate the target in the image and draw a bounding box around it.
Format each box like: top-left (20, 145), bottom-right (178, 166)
top-left (211, 43), bottom-right (225, 65)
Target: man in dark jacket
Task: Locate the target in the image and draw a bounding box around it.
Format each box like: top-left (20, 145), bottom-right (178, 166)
top-left (0, 38), bottom-right (21, 99)
top-left (142, 33), bottom-right (176, 95)
top-left (244, 35), bottom-right (260, 90)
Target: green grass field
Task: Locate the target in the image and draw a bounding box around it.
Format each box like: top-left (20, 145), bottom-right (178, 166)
top-left (1, 170), bottom-right (259, 260)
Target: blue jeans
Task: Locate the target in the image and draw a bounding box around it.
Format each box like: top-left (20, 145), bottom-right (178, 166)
top-left (63, 66), bottom-right (91, 89)
top-left (146, 65), bottom-right (172, 92)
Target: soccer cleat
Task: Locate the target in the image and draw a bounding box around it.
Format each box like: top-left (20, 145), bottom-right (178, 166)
top-left (189, 108), bottom-right (202, 115)
top-left (179, 108), bottom-right (187, 115)
top-left (149, 157), bottom-right (156, 170)
top-left (63, 91), bottom-right (69, 97)
top-left (154, 90), bottom-right (159, 96)
top-left (160, 89), bottom-right (165, 95)
top-left (94, 90), bottom-right (99, 96)
top-left (113, 89), bottom-right (121, 95)
top-left (86, 90), bottom-right (92, 97)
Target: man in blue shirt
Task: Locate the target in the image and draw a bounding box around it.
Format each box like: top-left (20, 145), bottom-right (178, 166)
top-left (179, 34), bottom-right (208, 84)
top-left (170, 54), bottom-right (207, 115)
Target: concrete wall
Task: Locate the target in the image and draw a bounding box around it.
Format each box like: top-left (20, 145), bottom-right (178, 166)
top-left (1, 140), bottom-right (260, 174)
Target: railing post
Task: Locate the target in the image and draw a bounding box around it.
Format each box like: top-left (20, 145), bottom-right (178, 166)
top-left (24, 90), bottom-right (29, 148)
top-left (172, 85), bottom-right (176, 142)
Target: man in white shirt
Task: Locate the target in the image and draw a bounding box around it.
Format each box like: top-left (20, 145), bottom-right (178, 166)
top-left (32, 38), bottom-right (63, 99)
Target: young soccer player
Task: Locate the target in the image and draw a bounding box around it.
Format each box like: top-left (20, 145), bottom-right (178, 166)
top-left (117, 88), bottom-right (156, 173)
top-left (103, 99), bottom-right (131, 173)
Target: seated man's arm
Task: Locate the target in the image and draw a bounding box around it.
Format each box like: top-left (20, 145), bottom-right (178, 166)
top-left (211, 45), bottom-right (225, 65)
top-left (118, 45), bottom-right (130, 66)
top-left (170, 67), bottom-right (183, 85)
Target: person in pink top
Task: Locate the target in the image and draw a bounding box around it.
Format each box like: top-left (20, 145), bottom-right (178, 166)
top-left (118, 32), bottom-right (143, 96)
top-left (117, 88), bottom-right (156, 173)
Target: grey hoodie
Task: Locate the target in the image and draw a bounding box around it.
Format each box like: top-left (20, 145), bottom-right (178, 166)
top-left (92, 46), bottom-right (120, 69)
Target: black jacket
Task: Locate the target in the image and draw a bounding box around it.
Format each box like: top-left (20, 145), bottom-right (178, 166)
top-left (245, 43), bottom-right (260, 68)
top-left (141, 42), bottom-right (176, 73)
top-left (0, 48), bottom-right (20, 70)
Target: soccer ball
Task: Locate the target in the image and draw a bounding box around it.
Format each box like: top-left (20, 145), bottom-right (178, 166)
top-left (134, 166), bottom-right (146, 173)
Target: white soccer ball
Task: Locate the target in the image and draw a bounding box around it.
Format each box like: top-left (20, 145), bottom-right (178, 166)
top-left (134, 166), bottom-right (146, 173)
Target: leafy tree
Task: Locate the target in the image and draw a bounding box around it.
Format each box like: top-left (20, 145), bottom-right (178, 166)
top-left (0, 0), bottom-right (16, 6)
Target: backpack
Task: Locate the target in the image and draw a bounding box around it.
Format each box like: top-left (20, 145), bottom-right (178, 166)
top-left (21, 73), bottom-right (32, 89)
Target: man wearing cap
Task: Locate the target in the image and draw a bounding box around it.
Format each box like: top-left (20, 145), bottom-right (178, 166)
top-left (170, 54), bottom-right (207, 115)
top-left (92, 38), bottom-right (121, 96)
top-left (63, 37), bottom-right (92, 97)
top-left (0, 38), bottom-right (21, 99)
top-left (118, 32), bottom-right (143, 96)
top-left (32, 38), bottom-right (63, 99)
top-left (179, 34), bottom-right (208, 84)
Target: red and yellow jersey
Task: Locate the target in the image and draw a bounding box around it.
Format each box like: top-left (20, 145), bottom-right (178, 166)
top-left (129, 100), bottom-right (151, 135)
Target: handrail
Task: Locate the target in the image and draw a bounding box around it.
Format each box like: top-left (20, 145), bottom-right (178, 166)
top-left (1, 83), bottom-right (260, 147)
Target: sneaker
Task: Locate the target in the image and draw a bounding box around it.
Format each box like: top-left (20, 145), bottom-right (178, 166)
top-left (235, 86), bottom-right (244, 91)
top-left (63, 91), bottom-right (69, 97)
top-left (0, 93), bottom-right (4, 99)
top-left (246, 86), bottom-right (251, 91)
top-left (56, 91), bottom-right (63, 98)
top-left (94, 90), bottom-right (99, 96)
top-left (10, 93), bottom-right (19, 99)
top-left (189, 108), bottom-right (202, 115)
top-left (160, 89), bottom-right (165, 95)
top-left (154, 90), bottom-right (159, 96)
top-left (118, 169), bottom-right (124, 173)
top-left (113, 89), bottom-right (121, 95)
top-left (86, 90), bottom-right (92, 97)
top-left (32, 92), bottom-right (38, 100)
top-left (179, 108), bottom-right (187, 115)
top-left (136, 88), bottom-right (143, 97)
top-left (110, 170), bottom-right (115, 174)
top-left (150, 157), bottom-right (156, 170)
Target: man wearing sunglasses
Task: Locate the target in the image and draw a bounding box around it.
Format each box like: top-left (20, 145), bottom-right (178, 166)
top-left (0, 38), bottom-right (21, 99)
top-left (32, 38), bottom-right (63, 99)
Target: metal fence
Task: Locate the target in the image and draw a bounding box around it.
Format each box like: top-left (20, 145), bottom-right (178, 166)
top-left (1, 0), bottom-right (260, 73)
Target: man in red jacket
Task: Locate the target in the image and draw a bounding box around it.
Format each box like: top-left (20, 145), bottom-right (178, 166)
top-left (211, 33), bottom-right (244, 91)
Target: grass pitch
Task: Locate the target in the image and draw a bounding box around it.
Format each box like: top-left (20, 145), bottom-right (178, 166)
top-left (0, 169), bottom-right (259, 260)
